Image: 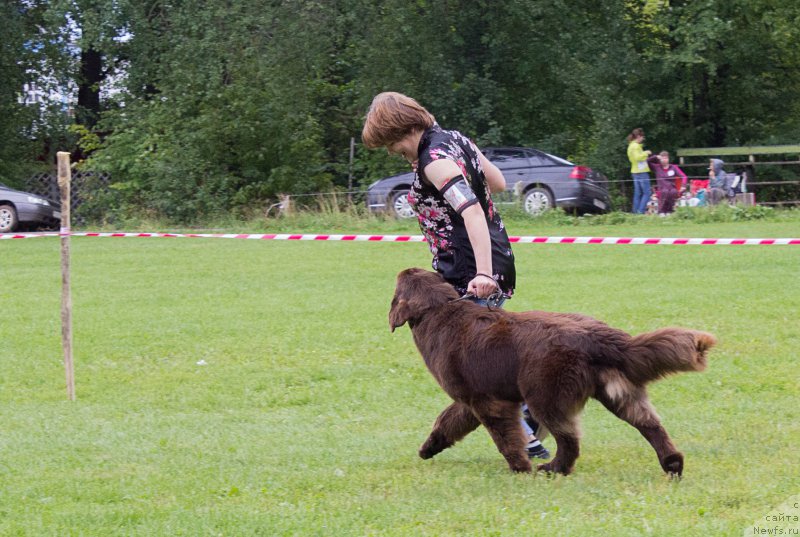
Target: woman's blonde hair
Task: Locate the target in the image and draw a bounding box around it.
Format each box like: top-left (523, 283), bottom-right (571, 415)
top-left (362, 92), bottom-right (435, 148)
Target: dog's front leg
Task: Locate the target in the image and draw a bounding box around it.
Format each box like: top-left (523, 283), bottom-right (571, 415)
top-left (419, 402), bottom-right (480, 459)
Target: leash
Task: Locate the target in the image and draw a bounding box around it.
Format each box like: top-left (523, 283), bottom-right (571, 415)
top-left (451, 291), bottom-right (506, 310)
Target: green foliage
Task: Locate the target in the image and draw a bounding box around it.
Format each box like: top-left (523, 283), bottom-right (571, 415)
top-left (3, 0), bottom-right (800, 220)
top-left (672, 203), bottom-right (777, 222)
top-left (69, 123), bottom-right (102, 156)
top-left (0, 2), bottom-right (62, 183)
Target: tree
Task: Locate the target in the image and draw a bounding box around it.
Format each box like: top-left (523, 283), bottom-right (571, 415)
top-left (5, 0), bottom-right (800, 218)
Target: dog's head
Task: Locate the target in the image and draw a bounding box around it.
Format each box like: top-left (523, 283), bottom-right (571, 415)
top-left (389, 268), bottom-right (459, 332)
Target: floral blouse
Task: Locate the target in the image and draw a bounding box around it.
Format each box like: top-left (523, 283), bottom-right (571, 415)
top-left (409, 124), bottom-right (515, 297)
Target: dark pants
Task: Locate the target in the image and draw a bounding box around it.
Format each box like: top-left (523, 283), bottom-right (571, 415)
top-left (708, 188), bottom-right (733, 205)
top-left (658, 187), bottom-right (679, 214)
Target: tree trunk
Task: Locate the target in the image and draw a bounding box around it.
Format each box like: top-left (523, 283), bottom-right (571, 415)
top-left (77, 46), bottom-right (103, 128)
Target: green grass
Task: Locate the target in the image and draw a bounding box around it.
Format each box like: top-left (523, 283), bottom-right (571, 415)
top-left (1, 219), bottom-right (799, 536)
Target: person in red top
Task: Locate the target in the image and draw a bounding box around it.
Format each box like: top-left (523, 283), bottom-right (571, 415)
top-left (647, 151), bottom-right (688, 215)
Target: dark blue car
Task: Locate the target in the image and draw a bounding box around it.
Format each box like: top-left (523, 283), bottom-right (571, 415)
top-left (366, 147), bottom-right (611, 218)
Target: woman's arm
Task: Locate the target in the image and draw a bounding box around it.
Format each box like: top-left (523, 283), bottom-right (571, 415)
top-left (477, 149), bottom-right (506, 193)
top-left (423, 158), bottom-right (497, 298)
top-left (461, 204), bottom-right (495, 297)
top-left (674, 165), bottom-right (688, 189)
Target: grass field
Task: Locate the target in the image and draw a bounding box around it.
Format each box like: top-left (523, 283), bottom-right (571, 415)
top-left (1, 217), bottom-right (799, 536)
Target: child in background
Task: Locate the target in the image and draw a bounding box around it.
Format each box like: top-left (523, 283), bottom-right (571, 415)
top-left (647, 151), bottom-right (688, 215)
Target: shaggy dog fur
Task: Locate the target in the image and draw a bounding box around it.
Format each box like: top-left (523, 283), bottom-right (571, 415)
top-left (389, 268), bottom-right (716, 476)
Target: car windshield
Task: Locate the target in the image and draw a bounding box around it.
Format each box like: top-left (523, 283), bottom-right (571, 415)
top-left (545, 153), bottom-right (573, 166)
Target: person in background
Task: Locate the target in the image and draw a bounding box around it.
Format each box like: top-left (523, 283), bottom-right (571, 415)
top-left (362, 91), bottom-right (549, 460)
top-left (707, 158), bottom-right (733, 205)
top-left (647, 151), bottom-right (688, 216)
top-left (627, 128), bottom-right (652, 214)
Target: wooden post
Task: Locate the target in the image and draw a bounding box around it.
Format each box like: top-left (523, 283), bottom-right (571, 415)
top-left (278, 194), bottom-right (293, 216)
top-left (57, 152), bottom-right (75, 401)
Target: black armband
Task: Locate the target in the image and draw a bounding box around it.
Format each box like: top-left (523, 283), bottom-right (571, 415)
top-left (440, 174), bottom-right (478, 214)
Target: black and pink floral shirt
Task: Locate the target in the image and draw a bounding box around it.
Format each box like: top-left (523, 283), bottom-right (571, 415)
top-left (410, 124), bottom-right (515, 297)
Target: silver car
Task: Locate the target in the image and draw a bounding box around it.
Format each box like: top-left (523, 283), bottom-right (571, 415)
top-left (0, 183), bottom-right (61, 233)
top-left (366, 146), bottom-right (611, 218)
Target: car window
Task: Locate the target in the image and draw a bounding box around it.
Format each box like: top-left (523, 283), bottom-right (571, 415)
top-left (484, 147), bottom-right (574, 167)
top-left (490, 148), bottom-right (528, 161)
top-left (526, 154), bottom-right (551, 166)
top-left (543, 152), bottom-right (573, 166)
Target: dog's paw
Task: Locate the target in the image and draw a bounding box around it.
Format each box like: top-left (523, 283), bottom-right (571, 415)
top-left (418, 446), bottom-right (436, 460)
top-left (536, 461), bottom-right (571, 476)
top-left (662, 452), bottom-right (684, 478)
top-left (419, 436), bottom-right (447, 459)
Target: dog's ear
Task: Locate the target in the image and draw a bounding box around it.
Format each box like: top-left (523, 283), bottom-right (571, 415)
top-left (390, 268), bottom-right (444, 332)
top-left (389, 269), bottom-right (421, 332)
top-left (389, 296), bottom-right (411, 332)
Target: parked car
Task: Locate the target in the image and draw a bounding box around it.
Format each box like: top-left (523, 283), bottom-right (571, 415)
top-left (0, 183), bottom-right (61, 233)
top-left (366, 147), bottom-right (611, 218)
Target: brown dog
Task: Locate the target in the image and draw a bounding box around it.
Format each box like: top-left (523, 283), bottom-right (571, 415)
top-left (390, 268), bottom-right (716, 476)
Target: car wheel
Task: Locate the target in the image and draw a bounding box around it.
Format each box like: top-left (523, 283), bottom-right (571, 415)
top-left (0, 204), bottom-right (19, 233)
top-left (390, 189), bottom-right (415, 219)
top-left (522, 187), bottom-right (554, 216)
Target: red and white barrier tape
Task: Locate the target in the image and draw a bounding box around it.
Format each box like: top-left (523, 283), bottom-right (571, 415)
top-left (2, 231), bottom-right (800, 245)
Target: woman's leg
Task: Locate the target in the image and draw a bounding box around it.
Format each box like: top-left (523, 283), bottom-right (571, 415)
top-left (635, 174), bottom-right (652, 214)
top-left (632, 174), bottom-right (642, 213)
top-left (659, 187), bottom-right (678, 214)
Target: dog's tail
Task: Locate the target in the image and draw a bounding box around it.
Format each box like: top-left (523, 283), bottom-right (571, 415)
top-left (622, 328), bottom-right (716, 385)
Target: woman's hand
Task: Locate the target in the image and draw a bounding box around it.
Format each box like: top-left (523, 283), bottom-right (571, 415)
top-left (468, 273), bottom-right (499, 298)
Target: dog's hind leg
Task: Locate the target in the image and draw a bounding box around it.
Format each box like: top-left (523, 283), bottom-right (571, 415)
top-left (594, 386), bottom-right (684, 477)
top-left (471, 400), bottom-right (532, 473)
top-left (419, 402), bottom-right (481, 460)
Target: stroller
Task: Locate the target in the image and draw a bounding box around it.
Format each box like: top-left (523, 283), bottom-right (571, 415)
top-left (680, 179), bottom-right (709, 207)
top-left (729, 169), bottom-right (748, 196)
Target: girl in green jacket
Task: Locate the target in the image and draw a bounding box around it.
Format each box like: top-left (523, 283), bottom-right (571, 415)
top-left (627, 128), bottom-right (652, 214)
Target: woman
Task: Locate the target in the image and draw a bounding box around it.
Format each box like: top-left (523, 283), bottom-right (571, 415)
top-left (627, 128), bottom-right (652, 214)
top-left (362, 92), bottom-right (549, 459)
top-left (362, 92), bottom-right (514, 303)
top-left (647, 151), bottom-right (687, 215)
top-left (707, 158), bottom-right (733, 205)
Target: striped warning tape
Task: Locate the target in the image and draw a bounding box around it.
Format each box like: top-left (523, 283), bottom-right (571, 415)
top-left (2, 231), bottom-right (800, 245)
